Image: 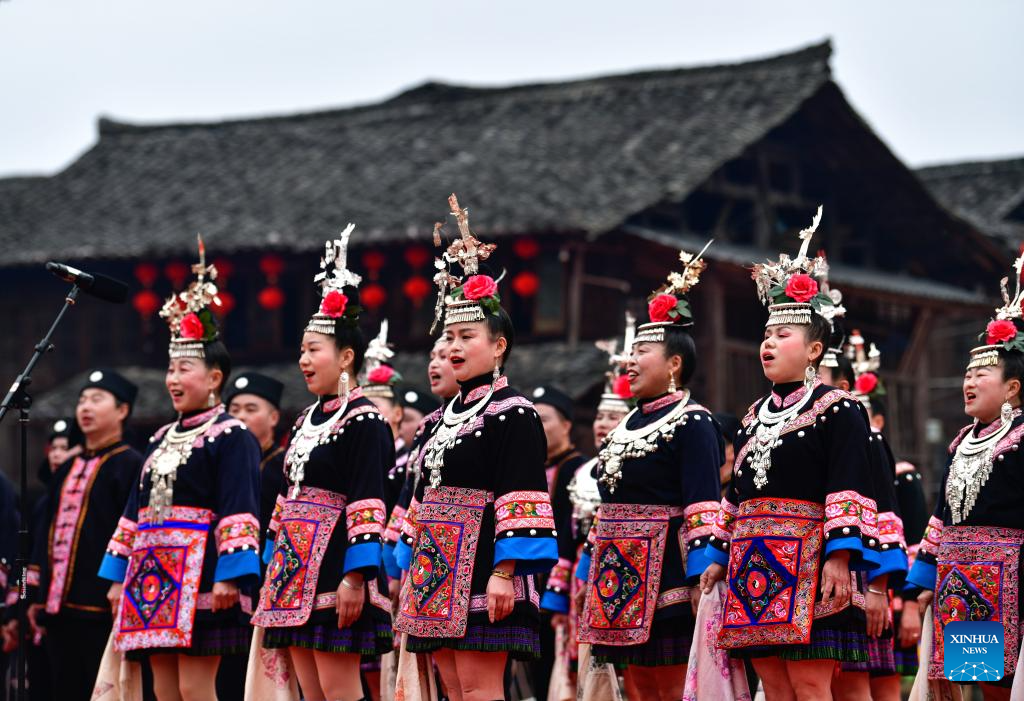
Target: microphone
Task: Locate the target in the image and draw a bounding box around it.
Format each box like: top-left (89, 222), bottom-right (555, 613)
top-left (45, 262), bottom-right (129, 304)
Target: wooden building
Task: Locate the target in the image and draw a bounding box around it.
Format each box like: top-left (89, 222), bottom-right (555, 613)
top-left (0, 41), bottom-right (1010, 488)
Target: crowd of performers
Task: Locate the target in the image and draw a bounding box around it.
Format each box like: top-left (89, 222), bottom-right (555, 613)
top-left (0, 195), bottom-right (1022, 701)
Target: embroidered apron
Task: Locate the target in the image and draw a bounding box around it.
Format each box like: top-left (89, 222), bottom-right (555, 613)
top-left (718, 498), bottom-right (825, 649)
top-left (579, 503), bottom-right (682, 646)
top-left (929, 525), bottom-right (1024, 680)
top-left (252, 486), bottom-right (347, 628)
top-left (395, 486), bottom-right (492, 638)
top-left (115, 506), bottom-right (211, 652)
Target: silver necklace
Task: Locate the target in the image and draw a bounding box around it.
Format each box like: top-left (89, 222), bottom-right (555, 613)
top-left (598, 390), bottom-right (691, 493)
top-left (424, 386), bottom-right (494, 489)
top-left (947, 411), bottom-right (1020, 524)
top-left (747, 384), bottom-right (818, 491)
top-left (148, 413), bottom-right (219, 524)
top-left (285, 395), bottom-right (349, 498)
top-left (568, 457), bottom-right (602, 539)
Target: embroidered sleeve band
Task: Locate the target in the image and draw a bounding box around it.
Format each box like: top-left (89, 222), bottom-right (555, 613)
top-left (106, 517), bottom-right (138, 558)
top-left (269, 495), bottom-right (286, 535)
top-left (683, 500), bottom-right (719, 543)
top-left (346, 498), bottom-right (387, 543)
top-left (384, 505), bottom-right (406, 545)
top-left (824, 490), bottom-right (879, 540)
top-left (917, 515), bottom-right (944, 561)
top-left (216, 513), bottom-right (260, 553)
top-left (494, 490), bottom-right (556, 536)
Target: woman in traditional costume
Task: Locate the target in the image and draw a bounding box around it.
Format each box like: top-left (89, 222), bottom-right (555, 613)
top-left (906, 253), bottom-right (1024, 699)
top-left (99, 239), bottom-right (262, 701)
top-left (701, 208), bottom-right (882, 700)
top-left (251, 226), bottom-right (394, 701)
top-left (541, 314), bottom-right (635, 701)
top-left (576, 246), bottom-right (723, 701)
top-left (394, 195), bottom-right (557, 701)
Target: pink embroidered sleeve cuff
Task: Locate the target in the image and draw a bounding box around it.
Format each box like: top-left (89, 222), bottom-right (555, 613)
top-left (216, 513), bottom-right (260, 554)
top-left (346, 498), bottom-right (387, 544)
top-left (106, 517), bottom-right (138, 558)
top-left (494, 490), bottom-right (556, 538)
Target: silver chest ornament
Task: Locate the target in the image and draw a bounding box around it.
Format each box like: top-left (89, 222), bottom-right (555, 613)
top-left (745, 386), bottom-right (817, 491)
top-left (285, 397), bottom-right (350, 499)
top-left (424, 386), bottom-right (494, 489)
top-left (568, 457), bottom-right (602, 539)
top-left (147, 413), bottom-right (219, 524)
top-left (946, 411), bottom-right (1019, 524)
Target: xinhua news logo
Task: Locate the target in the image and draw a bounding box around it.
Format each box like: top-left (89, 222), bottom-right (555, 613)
top-left (944, 621), bottom-right (1005, 682)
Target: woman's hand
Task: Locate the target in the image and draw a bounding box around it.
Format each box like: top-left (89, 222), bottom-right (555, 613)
top-left (107, 583), bottom-right (124, 616)
top-left (819, 550), bottom-right (851, 608)
top-left (336, 574), bottom-right (365, 629)
top-left (700, 563), bottom-right (726, 595)
top-left (26, 604), bottom-right (46, 640)
top-left (211, 581), bottom-right (240, 612)
top-left (550, 613), bottom-right (569, 630)
top-left (899, 599), bottom-right (922, 648)
top-left (487, 563), bottom-right (515, 623)
top-left (917, 589), bottom-right (934, 610)
top-left (689, 586), bottom-right (703, 616)
top-left (865, 589), bottom-right (889, 638)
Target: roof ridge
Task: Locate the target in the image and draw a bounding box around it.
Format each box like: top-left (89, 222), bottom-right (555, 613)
top-left (96, 40), bottom-right (831, 137)
top-left (916, 155), bottom-right (1024, 178)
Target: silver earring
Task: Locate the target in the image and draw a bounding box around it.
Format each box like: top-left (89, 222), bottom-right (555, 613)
top-left (207, 390), bottom-right (216, 408)
top-left (492, 365), bottom-right (501, 384)
top-left (1001, 400), bottom-right (1014, 424)
top-left (668, 373), bottom-right (677, 394)
top-left (803, 365), bottom-right (816, 392)
top-left (339, 371), bottom-right (350, 400)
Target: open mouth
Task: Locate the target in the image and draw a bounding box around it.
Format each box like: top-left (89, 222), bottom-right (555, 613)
top-left (303, 371), bottom-right (315, 383)
top-left (965, 391), bottom-right (977, 402)
top-left (428, 371), bottom-right (442, 384)
top-left (169, 389), bottom-right (185, 402)
top-left (626, 370), bottom-right (638, 382)
top-left (761, 352), bottom-right (775, 363)
top-left (449, 356), bottom-right (466, 368)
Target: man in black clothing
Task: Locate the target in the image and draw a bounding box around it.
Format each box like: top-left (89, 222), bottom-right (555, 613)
top-left (28, 369), bottom-right (141, 701)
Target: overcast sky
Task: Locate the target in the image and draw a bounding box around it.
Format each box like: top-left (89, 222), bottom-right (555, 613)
top-left (1, 1), bottom-right (1021, 178)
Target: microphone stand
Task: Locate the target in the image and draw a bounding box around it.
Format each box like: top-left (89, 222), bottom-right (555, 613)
top-left (0, 283), bottom-right (81, 701)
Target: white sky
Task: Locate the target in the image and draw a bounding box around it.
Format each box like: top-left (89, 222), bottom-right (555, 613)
top-left (1, 0), bottom-right (1021, 177)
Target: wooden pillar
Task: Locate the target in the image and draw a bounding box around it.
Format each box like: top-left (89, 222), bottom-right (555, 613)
top-left (566, 243), bottom-right (584, 349)
top-left (705, 274), bottom-right (727, 411)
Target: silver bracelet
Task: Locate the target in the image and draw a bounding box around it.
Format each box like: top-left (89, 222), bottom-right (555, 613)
top-left (867, 586), bottom-right (887, 596)
top-left (340, 577), bottom-right (361, 591)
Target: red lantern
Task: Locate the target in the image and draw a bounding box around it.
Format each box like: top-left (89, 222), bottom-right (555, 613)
top-left (402, 276), bottom-right (432, 307)
top-left (513, 238), bottom-right (540, 260)
top-left (361, 282), bottom-right (387, 311)
top-left (133, 263), bottom-right (159, 288)
top-left (511, 271), bottom-right (540, 297)
top-left (164, 261), bottom-right (189, 287)
top-left (132, 289), bottom-right (161, 317)
top-left (362, 251), bottom-right (386, 274)
top-left (213, 258), bottom-right (234, 279)
top-left (259, 254), bottom-right (285, 279)
top-left (258, 286), bottom-right (285, 310)
top-left (404, 246), bottom-right (430, 270)
top-left (212, 290), bottom-right (235, 316)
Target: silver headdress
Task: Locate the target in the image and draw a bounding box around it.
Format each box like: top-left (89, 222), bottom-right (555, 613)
top-left (595, 312), bottom-right (636, 413)
top-left (968, 252), bottom-right (1024, 370)
top-left (159, 235), bottom-right (221, 359)
top-left (306, 224), bottom-right (363, 336)
top-left (430, 194), bottom-right (499, 333)
top-left (633, 241), bottom-right (712, 345)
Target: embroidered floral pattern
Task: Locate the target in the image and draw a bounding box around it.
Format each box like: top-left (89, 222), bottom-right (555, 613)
top-left (346, 498), bottom-right (386, 541)
top-left (494, 490), bottom-right (555, 534)
top-left (578, 503), bottom-right (681, 646)
top-left (107, 517), bottom-right (138, 558)
top-left (548, 558), bottom-right (572, 593)
top-left (929, 525), bottom-right (1024, 680)
top-left (684, 501), bottom-right (719, 541)
top-left (640, 391), bottom-right (685, 415)
top-left (269, 496), bottom-right (286, 536)
top-left (824, 490), bottom-right (879, 540)
top-left (215, 513), bottom-right (260, 553)
top-left (115, 507), bottom-right (211, 652)
top-left (876, 511), bottom-right (906, 547)
top-left (712, 499), bottom-right (739, 544)
top-left (395, 487), bottom-right (492, 638)
top-left (384, 505), bottom-right (407, 545)
top-left (252, 487), bottom-right (347, 628)
top-left (463, 376), bottom-right (509, 403)
top-left (719, 498), bottom-right (824, 650)
top-left (919, 516), bottom-right (945, 559)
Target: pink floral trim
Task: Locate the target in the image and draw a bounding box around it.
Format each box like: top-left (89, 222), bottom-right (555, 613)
top-left (215, 513), bottom-right (260, 553)
top-left (641, 391), bottom-right (685, 415)
top-left (494, 490), bottom-right (555, 533)
top-left (919, 516), bottom-right (944, 558)
top-left (458, 395), bottom-right (536, 436)
top-left (196, 592), bottom-right (253, 614)
top-left (46, 453), bottom-right (108, 613)
top-left (26, 566), bottom-right (40, 588)
top-left (6, 589), bottom-right (18, 607)
top-left (469, 575), bottom-right (538, 611)
top-left (824, 489), bottom-right (879, 539)
top-left (770, 381), bottom-right (816, 409)
top-left (947, 424), bottom-right (973, 454)
top-left (190, 417), bottom-right (246, 448)
top-left (346, 499), bottom-right (386, 539)
top-left (269, 495), bottom-right (286, 535)
top-left (181, 405), bottom-right (223, 428)
top-left (548, 558), bottom-right (572, 593)
top-left (876, 511), bottom-right (906, 547)
top-left (401, 499), bottom-right (420, 541)
top-left (657, 587), bottom-right (692, 608)
top-left (712, 499), bottom-right (739, 543)
top-left (384, 505), bottom-right (407, 545)
top-left (684, 501), bottom-right (720, 541)
top-left (993, 422), bottom-right (1024, 460)
top-left (463, 376), bottom-right (509, 403)
top-left (322, 388), bottom-right (365, 413)
top-left (106, 517), bottom-right (139, 558)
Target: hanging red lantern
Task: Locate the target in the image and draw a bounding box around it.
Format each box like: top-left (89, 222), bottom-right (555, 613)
top-left (134, 263), bottom-right (159, 288)
top-left (211, 290), bottom-right (235, 316)
top-left (258, 286), bottom-right (285, 310)
top-left (511, 271), bottom-right (540, 298)
top-left (361, 282), bottom-right (387, 311)
top-left (402, 276), bottom-right (432, 307)
top-left (362, 251), bottom-right (386, 274)
top-left (513, 238), bottom-right (540, 260)
top-left (259, 254), bottom-right (285, 279)
top-left (404, 246), bottom-right (430, 270)
top-left (132, 289), bottom-right (161, 317)
top-left (164, 261), bottom-right (189, 287)
top-left (213, 258), bottom-right (234, 279)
